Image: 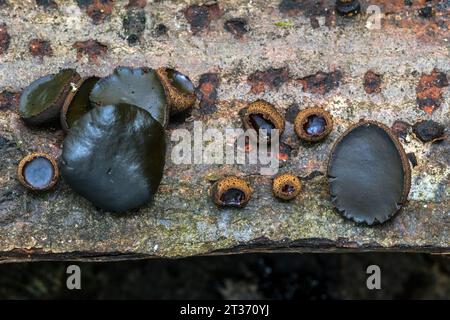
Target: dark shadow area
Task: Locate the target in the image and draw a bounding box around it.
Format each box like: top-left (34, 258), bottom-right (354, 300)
top-left (0, 253), bottom-right (448, 299)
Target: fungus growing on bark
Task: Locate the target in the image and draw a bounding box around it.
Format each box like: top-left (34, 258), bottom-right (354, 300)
top-left (327, 121), bottom-right (411, 225)
top-left (61, 103), bottom-right (166, 212)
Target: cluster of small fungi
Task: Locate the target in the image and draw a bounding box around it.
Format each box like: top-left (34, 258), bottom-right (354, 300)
top-left (12, 0), bottom-right (446, 225)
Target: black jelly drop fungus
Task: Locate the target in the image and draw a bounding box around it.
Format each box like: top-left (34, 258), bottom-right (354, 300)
top-left (211, 176), bottom-right (252, 208)
top-left (61, 103), bottom-right (166, 212)
top-left (294, 107), bottom-right (333, 142)
top-left (167, 68), bottom-right (195, 94)
top-left (90, 66), bottom-right (169, 127)
top-left (61, 76), bottom-right (100, 132)
top-left (156, 67), bottom-right (196, 116)
top-left (304, 115), bottom-right (326, 136)
top-left (335, 0), bottom-right (361, 17)
top-left (327, 121), bottom-right (411, 225)
top-left (17, 153), bottom-right (59, 191)
top-left (19, 69), bottom-right (80, 125)
top-left (24, 157), bottom-right (53, 188)
top-left (249, 113), bottom-right (276, 137)
top-left (272, 173), bottom-right (301, 201)
top-left (220, 188), bottom-right (245, 206)
top-left (413, 120), bottom-right (445, 143)
top-left (281, 184), bottom-right (295, 194)
top-left (243, 100), bottom-right (285, 138)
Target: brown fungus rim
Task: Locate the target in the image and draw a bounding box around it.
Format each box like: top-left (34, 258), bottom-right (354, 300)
top-left (326, 120), bottom-right (412, 226)
top-left (211, 176), bottom-right (253, 208)
top-left (60, 76), bottom-right (97, 133)
top-left (21, 69), bottom-right (81, 126)
top-left (272, 173), bottom-right (302, 201)
top-left (17, 152), bottom-right (59, 191)
top-left (294, 107), bottom-right (333, 142)
top-left (243, 100), bottom-right (285, 134)
top-left (156, 67), bottom-right (196, 115)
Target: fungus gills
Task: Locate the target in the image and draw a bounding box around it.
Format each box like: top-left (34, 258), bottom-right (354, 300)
top-left (17, 153), bottom-right (59, 191)
top-left (90, 66), bottom-right (168, 127)
top-left (327, 121), bottom-right (411, 225)
top-left (61, 103), bottom-right (166, 212)
top-left (19, 69), bottom-right (80, 125)
top-left (211, 176), bottom-right (252, 208)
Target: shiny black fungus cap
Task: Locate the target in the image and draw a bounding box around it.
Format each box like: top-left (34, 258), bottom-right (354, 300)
top-left (89, 66), bottom-right (169, 127)
top-left (327, 121), bottom-right (411, 225)
top-left (61, 103), bottom-right (166, 212)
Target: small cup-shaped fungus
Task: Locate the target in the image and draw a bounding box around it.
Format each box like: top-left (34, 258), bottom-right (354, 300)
top-left (61, 76), bottom-right (100, 132)
top-left (328, 120), bottom-right (411, 225)
top-left (272, 173), bottom-right (301, 201)
top-left (19, 69), bottom-right (81, 125)
top-left (211, 176), bottom-right (253, 208)
top-left (335, 0), bottom-right (361, 16)
top-left (242, 100), bottom-right (285, 140)
top-left (61, 103), bottom-right (166, 212)
top-left (294, 107), bottom-right (333, 142)
top-left (89, 66), bottom-right (169, 127)
top-left (17, 153), bottom-right (59, 191)
top-left (156, 67), bottom-right (196, 115)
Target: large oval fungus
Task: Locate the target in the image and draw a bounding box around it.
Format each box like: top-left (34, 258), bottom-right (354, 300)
top-left (61, 103), bottom-right (166, 212)
top-left (327, 120), bottom-right (411, 225)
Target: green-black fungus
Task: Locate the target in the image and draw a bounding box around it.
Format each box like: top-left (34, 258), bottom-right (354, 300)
top-left (61, 103), bottom-right (166, 212)
top-left (90, 66), bottom-right (169, 127)
top-left (61, 76), bottom-right (100, 132)
top-left (19, 69), bottom-right (80, 125)
top-left (327, 121), bottom-right (411, 225)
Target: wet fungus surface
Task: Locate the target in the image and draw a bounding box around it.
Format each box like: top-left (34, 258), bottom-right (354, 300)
top-left (61, 103), bottom-right (166, 212)
top-left (327, 121), bottom-right (411, 225)
top-left (17, 153), bottom-right (59, 191)
top-left (242, 100), bottom-right (285, 140)
top-left (413, 120), bottom-right (445, 143)
top-left (61, 76), bottom-right (100, 132)
top-left (335, 0), bottom-right (361, 17)
top-left (19, 69), bottom-right (80, 125)
top-left (156, 68), bottom-right (196, 115)
top-left (90, 66), bottom-right (168, 127)
top-left (272, 173), bottom-right (302, 201)
top-left (294, 107), bottom-right (333, 142)
top-left (211, 176), bottom-right (252, 208)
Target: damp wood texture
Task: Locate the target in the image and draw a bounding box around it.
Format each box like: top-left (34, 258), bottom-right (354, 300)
top-left (0, 0), bottom-right (449, 262)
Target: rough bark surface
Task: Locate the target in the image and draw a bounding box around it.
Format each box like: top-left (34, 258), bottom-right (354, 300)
top-left (0, 0), bottom-right (449, 262)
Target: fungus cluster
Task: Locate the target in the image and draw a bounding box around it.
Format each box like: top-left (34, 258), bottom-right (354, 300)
top-left (17, 66), bottom-right (196, 212)
top-left (17, 66), bottom-right (413, 226)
